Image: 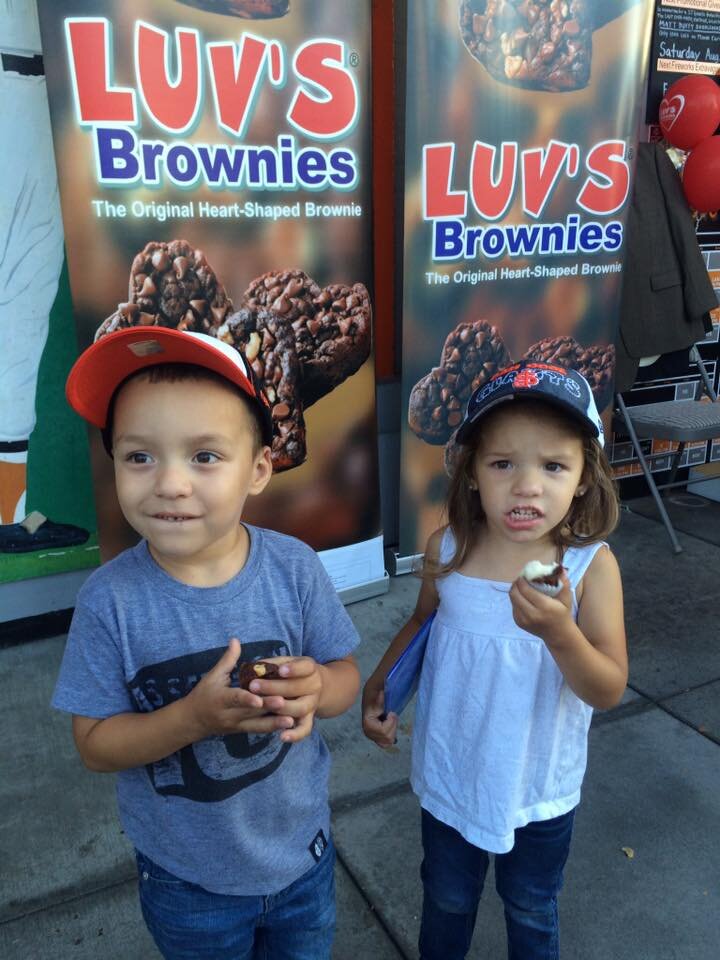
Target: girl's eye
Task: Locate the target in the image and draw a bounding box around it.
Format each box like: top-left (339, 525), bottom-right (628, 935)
top-left (193, 451), bottom-right (220, 465)
top-left (545, 462), bottom-right (565, 473)
top-left (491, 459), bottom-right (511, 470)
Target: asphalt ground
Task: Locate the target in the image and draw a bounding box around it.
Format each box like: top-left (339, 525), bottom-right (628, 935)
top-left (2, 505), bottom-right (719, 959)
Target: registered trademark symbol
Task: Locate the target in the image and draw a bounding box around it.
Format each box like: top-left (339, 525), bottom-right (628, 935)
top-left (349, 51), bottom-right (360, 68)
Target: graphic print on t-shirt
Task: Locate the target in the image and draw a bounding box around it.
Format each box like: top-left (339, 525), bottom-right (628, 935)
top-left (128, 640), bottom-right (292, 802)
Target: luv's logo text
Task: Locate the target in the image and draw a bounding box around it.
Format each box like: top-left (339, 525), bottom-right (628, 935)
top-left (423, 139), bottom-right (631, 263)
top-left (65, 18), bottom-right (361, 190)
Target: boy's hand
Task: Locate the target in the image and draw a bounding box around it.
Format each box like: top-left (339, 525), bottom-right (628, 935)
top-left (246, 656), bottom-right (324, 744)
top-left (509, 571), bottom-right (574, 644)
top-left (185, 639), bottom-right (295, 739)
top-left (361, 679), bottom-right (398, 749)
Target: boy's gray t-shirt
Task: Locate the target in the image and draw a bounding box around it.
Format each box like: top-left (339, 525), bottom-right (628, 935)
top-left (52, 525), bottom-right (360, 896)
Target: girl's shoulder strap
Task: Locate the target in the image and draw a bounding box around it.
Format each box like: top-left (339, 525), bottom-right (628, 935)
top-left (438, 525), bottom-right (456, 565)
top-left (563, 540), bottom-right (608, 586)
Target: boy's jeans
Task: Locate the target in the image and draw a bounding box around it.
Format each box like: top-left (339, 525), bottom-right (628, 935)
top-left (136, 839), bottom-right (335, 960)
top-left (419, 807), bottom-right (575, 960)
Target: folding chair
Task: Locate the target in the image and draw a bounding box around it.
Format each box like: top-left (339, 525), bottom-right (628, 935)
top-left (613, 346), bottom-right (720, 555)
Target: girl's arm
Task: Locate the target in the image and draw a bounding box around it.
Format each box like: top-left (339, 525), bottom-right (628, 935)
top-left (510, 546), bottom-right (628, 710)
top-left (361, 530), bottom-right (442, 748)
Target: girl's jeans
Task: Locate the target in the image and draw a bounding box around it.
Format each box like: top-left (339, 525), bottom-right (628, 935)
top-left (136, 839), bottom-right (335, 960)
top-left (419, 807), bottom-right (575, 960)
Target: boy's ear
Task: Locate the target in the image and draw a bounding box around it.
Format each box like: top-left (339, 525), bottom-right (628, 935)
top-left (249, 445), bottom-right (273, 496)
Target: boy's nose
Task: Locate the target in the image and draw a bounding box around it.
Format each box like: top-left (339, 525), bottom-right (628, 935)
top-left (154, 464), bottom-right (192, 497)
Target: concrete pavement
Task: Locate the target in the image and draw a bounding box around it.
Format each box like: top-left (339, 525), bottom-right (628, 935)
top-left (2, 506), bottom-right (719, 958)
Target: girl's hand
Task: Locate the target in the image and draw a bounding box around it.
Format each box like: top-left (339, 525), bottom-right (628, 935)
top-left (361, 679), bottom-right (399, 749)
top-left (246, 656), bottom-right (324, 744)
top-left (509, 570), bottom-right (574, 643)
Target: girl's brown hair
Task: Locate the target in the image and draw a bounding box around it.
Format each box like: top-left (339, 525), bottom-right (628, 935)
top-left (426, 399), bottom-right (619, 578)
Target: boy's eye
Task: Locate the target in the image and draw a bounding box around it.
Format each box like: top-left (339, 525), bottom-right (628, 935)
top-left (126, 452), bottom-right (152, 465)
top-left (193, 451), bottom-right (220, 465)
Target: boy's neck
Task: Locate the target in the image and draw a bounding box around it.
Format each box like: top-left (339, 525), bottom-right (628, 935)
top-left (147, 523), bottom-right (252, 587)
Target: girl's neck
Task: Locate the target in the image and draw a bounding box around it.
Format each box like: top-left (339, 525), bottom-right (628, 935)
top-left (459, 524), bottom-right (561, 582)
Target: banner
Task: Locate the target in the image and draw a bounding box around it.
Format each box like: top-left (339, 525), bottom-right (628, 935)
top-left (399, 0), bottom-right (655, 558)
top-left (0, 5), bottom-right (98, 586)
top-left (37, 0), bottom-right (384, 595)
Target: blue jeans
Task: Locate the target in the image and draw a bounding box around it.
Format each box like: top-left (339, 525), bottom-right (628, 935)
top-left (136, 840), bottom-right (335, 960)
top-left (419, 808), bottom-right (575, 960)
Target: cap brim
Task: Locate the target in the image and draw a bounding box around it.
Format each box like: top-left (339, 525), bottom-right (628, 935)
top-left (455, 392), bottom-right (601, 445)
top-left (66, 327), bottom-right (259, 429)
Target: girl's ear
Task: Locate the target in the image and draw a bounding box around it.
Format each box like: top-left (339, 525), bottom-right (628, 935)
top-left (575, 484), bottom-right (587, 498)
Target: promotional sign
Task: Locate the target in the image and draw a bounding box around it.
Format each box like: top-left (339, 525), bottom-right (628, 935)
top-left (36, 0), bottom-right (383, 594)
top-left (399, 0), bottom-right (655, 558)
top-left (646, 0), bottom-right (720, 123)
top-left (0, 4), bottom-right (98, 587)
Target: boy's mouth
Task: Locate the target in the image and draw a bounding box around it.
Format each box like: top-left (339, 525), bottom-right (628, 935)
top-left (152, 513), bottom-right (197, 522)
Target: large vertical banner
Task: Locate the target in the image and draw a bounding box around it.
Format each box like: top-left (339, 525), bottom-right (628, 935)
top-left (0, 1), bottom-right (97, 588)
top-left (399, 0), bottom-right (655, 557)
top-left (37, 0), bottom-right (384, 594)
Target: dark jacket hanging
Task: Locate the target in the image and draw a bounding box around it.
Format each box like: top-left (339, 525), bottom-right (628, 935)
top-left (615, 141), bottom-right (715, 393)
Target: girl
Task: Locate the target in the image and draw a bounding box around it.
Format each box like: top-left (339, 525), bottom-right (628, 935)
top-left (362, 361), bottom-right (627, 960)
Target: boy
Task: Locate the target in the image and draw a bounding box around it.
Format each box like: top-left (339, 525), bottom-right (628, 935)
top-left (52, 327), bottom-right (361, 959)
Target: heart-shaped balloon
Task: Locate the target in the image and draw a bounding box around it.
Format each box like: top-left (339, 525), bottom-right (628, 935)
top-left (659, 75), bottom-right (720, 150)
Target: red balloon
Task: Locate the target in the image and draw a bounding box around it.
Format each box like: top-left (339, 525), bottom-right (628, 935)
top-left (659, 75), bottom-right (720, 150)
top-left (682, 136), bottom-right (720, 212)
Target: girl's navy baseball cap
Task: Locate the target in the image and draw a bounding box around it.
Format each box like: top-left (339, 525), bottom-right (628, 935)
top-left (455, 360), bottom-right (605, 447)
top-left (66, 327), bottom-right (273, 447)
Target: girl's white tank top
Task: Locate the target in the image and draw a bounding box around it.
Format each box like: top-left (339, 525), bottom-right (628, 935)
top-left (410, 528), bottom-right (606, 853)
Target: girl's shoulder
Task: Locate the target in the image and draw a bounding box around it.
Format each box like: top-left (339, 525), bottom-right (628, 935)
top-left (563, 539), bottom-right (608, 585)
top-left (426, 525), bottom-right (455, 565)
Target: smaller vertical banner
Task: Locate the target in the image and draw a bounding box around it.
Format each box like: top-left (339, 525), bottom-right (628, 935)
top-left (399, 0), bottom-right (656, 558)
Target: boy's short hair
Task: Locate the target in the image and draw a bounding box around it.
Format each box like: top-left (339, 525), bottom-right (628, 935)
top-left (103, 363), bottom-right (269, 455)
top-left (66, 328), bottom-right (273, 452)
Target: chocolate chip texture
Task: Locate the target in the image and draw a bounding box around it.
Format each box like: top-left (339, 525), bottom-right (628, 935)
top-left (174, 0), bottom-right (289, 18)
top-left (459, 0), bottom-right (592, 92)
top-left (523, 336), bottom-right (615, 410)
top-left (244, 269), bottom-right (372, 407)
top-left (95, 240), bottom-right (233, 341)
top-left (444, 430), bottom-right (464, 478)
top-left (219, 308), bottom-right (306, 472)
top-left (409, 320), bottom-right (510, 445)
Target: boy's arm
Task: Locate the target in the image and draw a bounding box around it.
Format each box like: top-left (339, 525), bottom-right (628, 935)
top-left (509, 547), bottom-right (628, 710)
top-left (72, 639), bottom-right (294, 773)
top-left (316, 655), bottom-right (361, 718)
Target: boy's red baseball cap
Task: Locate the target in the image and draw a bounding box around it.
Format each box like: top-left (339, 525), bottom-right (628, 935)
top-left (66, 327), bottom-right (273, 446)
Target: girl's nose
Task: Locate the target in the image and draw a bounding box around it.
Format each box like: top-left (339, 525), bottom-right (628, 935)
top-left (511, 467), bottom-right (542, 497)
top-left (154, 464), bottom-right (192, 498)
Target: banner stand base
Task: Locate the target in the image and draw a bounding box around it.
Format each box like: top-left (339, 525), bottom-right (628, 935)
top-left (338, 571), bottom-right (390, 605)
top-left (384, 548), bottom-right (424, 577)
